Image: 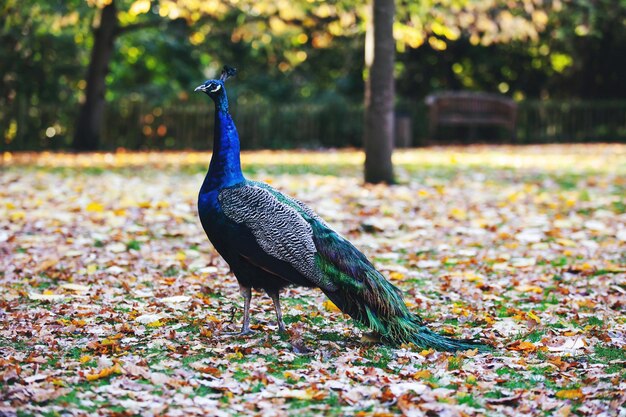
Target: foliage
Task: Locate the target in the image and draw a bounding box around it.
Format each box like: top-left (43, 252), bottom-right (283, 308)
top-left (2, 0), bottom-right (626, 148)
top-left (1, 145), bottom-right (625, 415)
top-left (1, 0), bottom-right (89, 145)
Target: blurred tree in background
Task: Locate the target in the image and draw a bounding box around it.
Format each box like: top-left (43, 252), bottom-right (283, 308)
top-left (1, 0), bottom-right (625, 151)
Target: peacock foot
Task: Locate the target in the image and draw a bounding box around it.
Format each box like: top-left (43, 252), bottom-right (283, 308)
top-left (221, 326), bottom-right (255, 337)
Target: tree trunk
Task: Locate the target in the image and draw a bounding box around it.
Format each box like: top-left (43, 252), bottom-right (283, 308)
top-left (73, 2), bottom-right (118, 151)
top-left (363, 0), bottom-right (395, 184)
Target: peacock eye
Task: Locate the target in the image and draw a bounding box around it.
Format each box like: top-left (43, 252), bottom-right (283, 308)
top-left (209, 83), bottom-right (222, 93)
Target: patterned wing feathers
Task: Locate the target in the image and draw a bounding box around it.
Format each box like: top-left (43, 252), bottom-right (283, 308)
top-left (218, 185), bottom-right (337, 291)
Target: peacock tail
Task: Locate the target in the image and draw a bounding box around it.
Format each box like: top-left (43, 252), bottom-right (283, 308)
top-left (310, 221), bottom-right (490, 352)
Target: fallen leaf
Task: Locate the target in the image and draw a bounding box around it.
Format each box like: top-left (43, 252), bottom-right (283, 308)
top-left (86, 202), bottom-right (104, 212)
top-left (547, 337), bottom-right (586, 352)
top-left (555, 388), bottom-right (584, 400)
top-left (28, 292), bottom-right (67, 301)
top-left (135, 313), bottom-right (168, 324)
top-left (508, 341), bottom-right (538, 352)
top-left (85, 364), bottom-right (122, 381)
top-left (160, 295), bottom-right (191, 303)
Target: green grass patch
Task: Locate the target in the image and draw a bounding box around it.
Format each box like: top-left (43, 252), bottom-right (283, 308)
top-left (592, 345), bottom-right (626, 363)
top-left (457, 393), bottom-right (483, 409)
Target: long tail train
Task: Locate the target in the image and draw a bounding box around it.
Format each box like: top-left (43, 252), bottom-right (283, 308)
top-left (319, 266), bottom-right (492, 352)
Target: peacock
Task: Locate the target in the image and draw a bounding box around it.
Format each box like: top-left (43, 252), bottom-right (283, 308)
top-left (195, 66), bottom-right (490, 352)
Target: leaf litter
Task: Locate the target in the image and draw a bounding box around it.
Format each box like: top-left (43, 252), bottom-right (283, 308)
top-left (1, 144), bottom-right (625, 416)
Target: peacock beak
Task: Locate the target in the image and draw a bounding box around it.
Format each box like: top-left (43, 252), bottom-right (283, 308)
top-left (194, 84), bottom-right (207, 92)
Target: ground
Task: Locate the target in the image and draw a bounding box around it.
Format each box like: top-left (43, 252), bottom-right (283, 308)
top-left (1, 144), bottom-right (625, 417)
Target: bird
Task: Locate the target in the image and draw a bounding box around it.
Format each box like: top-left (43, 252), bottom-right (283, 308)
top-left (195, 66), bottom-right (490, 352)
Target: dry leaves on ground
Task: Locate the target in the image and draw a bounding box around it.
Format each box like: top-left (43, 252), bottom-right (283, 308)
top-left (1, 145), bottom-right (625, 416)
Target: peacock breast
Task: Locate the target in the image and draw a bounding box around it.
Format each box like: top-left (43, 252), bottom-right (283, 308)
top-left (198, 191), bottom-right (230, 247)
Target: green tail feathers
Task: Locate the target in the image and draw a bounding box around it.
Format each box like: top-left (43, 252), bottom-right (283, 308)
top-left (373, 313), bottom-right (491, 352)
top-left (311, 221), bottom-right (491, 352)
top-left (317, 256), bottom-right (491, 352)
top-left (336, 292), bottom-right (491, 352)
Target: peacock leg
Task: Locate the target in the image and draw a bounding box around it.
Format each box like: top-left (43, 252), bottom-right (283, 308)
top-left (267, 290), bottom-right (287, 333)
top-left (223, 284), bottom-right (254, 336)
top-left (239, 285), bottom-right (253, 335)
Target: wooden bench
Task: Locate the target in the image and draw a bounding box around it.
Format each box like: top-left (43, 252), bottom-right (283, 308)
top-left (425, 92), bottom-right (517, 141)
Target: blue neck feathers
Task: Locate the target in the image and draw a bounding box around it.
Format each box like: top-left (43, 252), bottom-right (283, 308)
top-left (201, 95), bottom-right (244, 193)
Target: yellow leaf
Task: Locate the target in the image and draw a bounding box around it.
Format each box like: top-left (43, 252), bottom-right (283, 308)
top-left (80, 355), bottom-right (92, 364)
top-left (28, 292), bottom-right (66, 301)
top-left (576, 299), bottom-right (596, 309)
top-left (515, 285), bottom-right (543, 294)
top-left (189, 31), bottom-right (205, 45)
top-left (527, 311), bottom-right (541, 324)
top-left (507, 192), bottom-right (521, 203)
top-left (556, 238), bottom-right (578, 248)
top-left (451, 307), bottom-right (469, 316)
top-left (10, 211), bottom-right (25, 221)
top-left (226, 351), bottom-right (243, 361)
top-left (388, 271), bottom-right (405, 281)
top-left (100, 338), bottom-right (118, 346)
top-left (87, 264), bottom-right (98, 274)
top-left (176, 252), bottom-right (186, 261)
top-left (85, 364), bottom-right (122, 381)
top-left (463, 272), bottom-right (484, 283)
top-left (147, 320), bottom-right (165, 327)
top-left (556, 388), bottom-right (584, 400)
top-left (86, 202), bottom-right (104, 212)
top-left (413, 370), bottom-right (431, 380)
top-left (449, 207), bottom-right (467, 221)
top-left (508, 341), bottom-right (537, 352)
top-left (323, 300), bottom-right (341, 313)
top-left (129, 0), bottom-right (150, 16)
top-left (52, 378), bottom-right (66, 387)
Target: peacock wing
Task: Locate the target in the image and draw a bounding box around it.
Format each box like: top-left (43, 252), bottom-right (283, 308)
top-left (218, 183), bottom-right (338, 291)
top-left (251, 181), bottom-right (398, 296)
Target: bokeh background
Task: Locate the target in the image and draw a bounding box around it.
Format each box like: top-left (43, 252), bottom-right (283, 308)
top-left (2, 0), bottom-right (626, 152)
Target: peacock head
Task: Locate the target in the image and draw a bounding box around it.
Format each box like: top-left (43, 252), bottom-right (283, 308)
top-left (194, 65), bottom-right (237, 101)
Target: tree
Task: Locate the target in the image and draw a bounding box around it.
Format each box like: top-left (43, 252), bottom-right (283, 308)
top-left (7, 0), bottom-right (610, 151)
top-left (71, 0), bottom-right (347, 150)
top-left (73, 1), bottom-right (118, 150)
top-left (363, 0), bottom-right (395, 184)
top-left (73, 0), bottom-right (171, 150)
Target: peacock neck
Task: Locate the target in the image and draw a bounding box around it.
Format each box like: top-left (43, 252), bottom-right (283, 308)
top-left (201, 101), bottom-right (244, 193)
